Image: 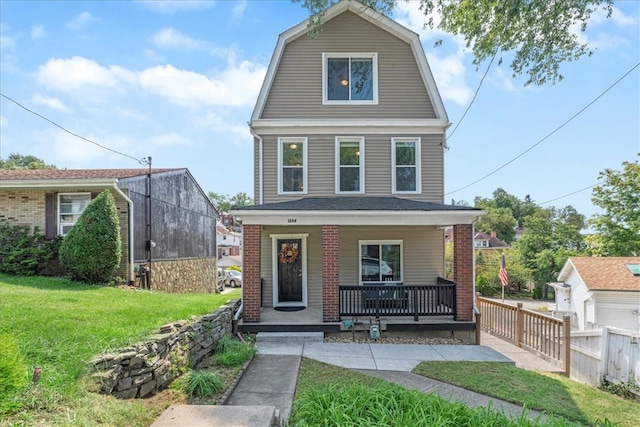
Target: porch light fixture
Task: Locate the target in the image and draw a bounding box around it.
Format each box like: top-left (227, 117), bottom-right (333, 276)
top-left (340, 78), bottom-right (349, 86)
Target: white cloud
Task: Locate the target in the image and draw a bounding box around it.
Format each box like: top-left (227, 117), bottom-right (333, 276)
top-left (427, 55), bottom-right (473, 106)
top-left (31, 25), bottom-right (47, 40)
top-left (31, 94), bottom-right (69, 112)
top-left (66, 12), bottom-right (93, 31)
top-left (136, 0), bottom-right (216, 14)
top-left (36, 56), bottom-right (136, 93)
top-left (138, 60), bottom-right (266, 108)
top-left (153, 133), bottom-right (191, 147)
top-left (151, 28), bottom-right (208, 50)
top-left (233, 0), bottom-right (247, 18)
top-left (0, 115), bottom-right (7, 128)
top-left (0, 35), bottom-right (14, 50)
top-left (195, 111), bottom-right (251, 146)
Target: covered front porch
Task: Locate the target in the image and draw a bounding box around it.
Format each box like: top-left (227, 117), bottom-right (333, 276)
top-left (232, 197), bottom-right (483, 334)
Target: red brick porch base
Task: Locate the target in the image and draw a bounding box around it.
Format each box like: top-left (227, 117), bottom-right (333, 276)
top-left (453, 224), bottom-right (473, 321)
top-left (242, 224), bottom-right (261, 323)
top-left (322, 225), bottom-right (340, 322)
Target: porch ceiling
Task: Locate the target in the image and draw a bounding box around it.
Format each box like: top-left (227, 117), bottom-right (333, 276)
top-left (232, 197), bottom-right (484, 226)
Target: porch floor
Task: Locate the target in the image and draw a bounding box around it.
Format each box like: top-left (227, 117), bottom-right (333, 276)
top-left (238, 306), bottom-right (475, 335)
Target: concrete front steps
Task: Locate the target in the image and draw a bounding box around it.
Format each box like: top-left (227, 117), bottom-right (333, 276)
top-left (255, 331), bottom-right (324, 343)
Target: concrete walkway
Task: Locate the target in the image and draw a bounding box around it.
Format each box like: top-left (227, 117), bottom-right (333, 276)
top-left (153, 332), bottom-right (564, 426)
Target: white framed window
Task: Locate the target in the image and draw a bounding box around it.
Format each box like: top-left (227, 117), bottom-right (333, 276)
top-left (392, 137), bottom-right (421, 194)
top-left (58, 193), bottom-right (91, 236)
top-left (335, 136), bottom-right (364, 194)
top-left (322, 53), bottom-right (378, 105)
top-left (278, 137), bottom-right (307, 194)
top-left (359, 240), bottom-right (402, 284)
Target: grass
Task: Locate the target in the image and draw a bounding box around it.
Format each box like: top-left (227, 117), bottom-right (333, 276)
top-left (413, 361), bottom-right (640, 426)
top-left (292, 359), bottom-right (579, 427)
top-left (214, 336), bottom-right (256, 367)
top-left (0, 273), bottom-right (241, 426)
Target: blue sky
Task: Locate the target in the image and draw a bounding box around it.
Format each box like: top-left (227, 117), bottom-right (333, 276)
top-left (1, 0), bottom-right (638, 220)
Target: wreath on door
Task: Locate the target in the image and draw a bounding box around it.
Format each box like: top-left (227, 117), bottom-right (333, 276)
top-left (279, 244), bottom-right (299, 264)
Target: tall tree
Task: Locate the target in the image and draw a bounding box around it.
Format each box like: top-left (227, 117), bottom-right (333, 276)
top-left (0, 153), bottom-right (57, 170)
top-left (474, 206), bottom-right (517, 244)
top-left (294, 0), bottom-right (613, 85)
top-left (208, 191), bottom-right (254, 213)
top-left (589, 161), bottom-right (640, 256)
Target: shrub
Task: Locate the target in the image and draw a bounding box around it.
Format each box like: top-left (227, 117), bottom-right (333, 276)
top-left (0, 220), bottom-right (61, 276)
top-left (215, 337), bottom-right (255, 367)
top-left (173, 370), bottom-right (224, 398)
top-left (0, 333), bottom-right (28, 414)
top-left (59, 190), bottom-right (122, 284)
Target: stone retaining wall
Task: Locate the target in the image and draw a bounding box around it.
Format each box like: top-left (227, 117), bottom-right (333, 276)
top-left (89, 299), bottom-right (240, 399)
top-left (147, 257), bottom-right (217, 293)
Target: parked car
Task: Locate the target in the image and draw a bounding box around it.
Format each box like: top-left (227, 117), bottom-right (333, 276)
top-left (223, 270), bottom-right (242, 288)
top-left (216, 268), bottom-right (225, 292)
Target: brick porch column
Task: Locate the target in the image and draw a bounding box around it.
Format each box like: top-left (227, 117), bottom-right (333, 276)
top-left (453, 224), bottom-right (474, 321)
top-left (242, 224), bottom-right (261, 323)
top-left (322, 225), bottom-right (340, 322)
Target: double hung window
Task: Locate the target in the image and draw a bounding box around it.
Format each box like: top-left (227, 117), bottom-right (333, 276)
top-left (58, 193), bottom-right (91, 236)
top-left (278, 137), bottom-right (307, 194)
top-left (359, 241), bottom-right (402, 283)
top-left (335, 137), bottom-right (364, 193)
top-left (323, 53), bottom-right (378, 104)
top-left (392, 138), bottom-right (421, 193)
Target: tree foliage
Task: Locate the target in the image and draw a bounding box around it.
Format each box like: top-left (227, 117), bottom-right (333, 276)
top-left (0, 153), bottom-right (57, 170)
top-left (208, 192), bottom-right (254, 213)
top-left (475, 249), bottom-right (532, 296)
top-left (59, 190), bottom-right (121, 284)
top-left (294, 0), bottom-right (613, 85)
top-left (589, 161), bottom-right (640, 256)
top-left (474, 206), bottom-right (517, 244)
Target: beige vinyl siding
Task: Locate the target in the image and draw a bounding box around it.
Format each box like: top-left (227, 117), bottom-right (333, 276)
top-left (261, 11), bottom-right (436, 119)
top-left (260, 225), bottom-right (443, 308)
top-left (261, 133), bottom-right (444, 203)
top-left (339, 226), bottom-right (444, 286)
top-left (261, 225), bottom-right (323, 308)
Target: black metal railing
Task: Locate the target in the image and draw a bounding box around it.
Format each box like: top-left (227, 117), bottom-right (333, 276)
top-left (339, 279), bottom-right (456, 321)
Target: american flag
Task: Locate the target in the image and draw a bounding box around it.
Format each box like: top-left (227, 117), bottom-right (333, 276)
top-left (499, 254), bottom-right (509, 287)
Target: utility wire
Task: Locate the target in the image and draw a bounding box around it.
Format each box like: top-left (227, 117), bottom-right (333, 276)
top-left (445, 61), bottom-right (640, 196)
top-left (538, 181), bottom-right (602, 206)
top-left (1, 93), bottom-right (147, 165)
top-left (447, 52), bottom-right (497, 141)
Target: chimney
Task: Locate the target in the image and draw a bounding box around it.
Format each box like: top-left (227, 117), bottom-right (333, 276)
top-left (490, 231), bottom-right (497, 238)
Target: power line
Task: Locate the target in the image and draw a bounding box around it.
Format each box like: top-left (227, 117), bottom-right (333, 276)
top-left (445, 62), bottom-right (640, 196)
top-left (0, 93), bottom-right (147, 165)
top-left (538, 181), bottom-right (602, 206)
top-left (447, 52), bottom-right (497, 141)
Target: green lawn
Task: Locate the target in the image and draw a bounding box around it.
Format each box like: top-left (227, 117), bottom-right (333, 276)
top-left (0, 273), bottom-right (241, 426)
top-left (413, 361), bottom-right (640, 426)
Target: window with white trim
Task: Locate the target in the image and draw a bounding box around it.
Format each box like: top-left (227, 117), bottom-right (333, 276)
top-left (323, 53), bottom-right (378, 104)
top-left (392, 137), bottom-right (421, 193)
top-left (335, 137), bottom-right (364, 194)
top-left (58, 193), bottom-right (91, 236)
top-left (359, 240), bottom-right (402, 283)
top-left (278, 137), bottom-right (307, 194)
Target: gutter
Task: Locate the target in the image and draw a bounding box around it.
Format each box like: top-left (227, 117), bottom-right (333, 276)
top-left (112, 182), bottom-right (135, 285)
top-left (249, 127), bottom-right (263, 205)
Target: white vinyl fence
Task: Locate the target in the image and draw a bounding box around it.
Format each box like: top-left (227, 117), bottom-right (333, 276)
top-left (570, 327), bottom-right (640, 387)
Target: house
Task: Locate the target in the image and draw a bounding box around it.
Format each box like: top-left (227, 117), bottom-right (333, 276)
top-left (473, 231), bottom-right (510, 250)
top-left (551, 257), bottom-right (640, 332)
top-left (217, 220), bottom-right (242, 259)
top-left (231, 0), bottom-right (484, 338)
top-left (0, 168), bottom-right (219, 293)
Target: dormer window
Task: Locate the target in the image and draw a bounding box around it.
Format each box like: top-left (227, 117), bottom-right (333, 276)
top-left (323, 53), bottom-right (378, 104)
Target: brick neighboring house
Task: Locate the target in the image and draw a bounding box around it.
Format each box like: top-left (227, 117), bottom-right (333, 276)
top-left (231, 0), bottom-right (484, 337)
top-left (0, 168), bottom-right (219, 293)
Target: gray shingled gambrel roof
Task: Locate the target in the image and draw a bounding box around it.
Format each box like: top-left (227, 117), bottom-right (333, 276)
top-left (234, 197), bottom-right (482, 212)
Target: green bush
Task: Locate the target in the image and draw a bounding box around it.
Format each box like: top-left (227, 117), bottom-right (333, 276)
top-left (215, 337), bottom-right (255, 367)
top-left (0, 333), bottom-right (28, 414)
top-left (59, 190), bottom-right (122, 284)
top-left (173, 370), bottom-right (224, 398)
top-left (0, 220), bottom-right (61, 276)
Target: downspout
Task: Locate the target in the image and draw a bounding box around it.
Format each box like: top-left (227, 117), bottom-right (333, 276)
top-left (249, 127), bottom-right (263, 205)
top-left (113, 181), bottom-right (135, 285)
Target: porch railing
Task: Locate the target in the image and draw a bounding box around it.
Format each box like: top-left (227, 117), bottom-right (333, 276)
top-left (477, 296), bottom-right (571, 374)
top-left (339, 279), bottom-right (456, 321)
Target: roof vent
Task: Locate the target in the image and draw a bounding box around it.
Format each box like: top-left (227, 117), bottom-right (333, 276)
top-left (626, 264), bottom-right (640, 276)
